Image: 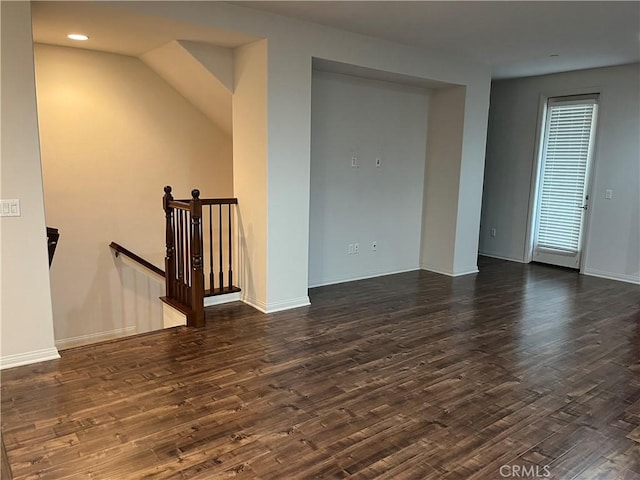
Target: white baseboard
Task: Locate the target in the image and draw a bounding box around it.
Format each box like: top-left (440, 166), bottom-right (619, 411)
top-left (421, 265), bottom-right (479, 277)
top-left (309, 267), bottom-right (419, 289)
top-left (241, 294), bottom-right (311, 314)
top-left (453, 266), bottom-right (480, 276)
top-left (204, 292), bottom-right (241, 307)
top-left (420, 263), bottom-right (452, 276)
top-left (264, 297), bottom-right (311, 313)
top-left (478, 252), bottom-right (526, 263)
top-left (241, 294), bottom-right (268, 313)
top-left (582, 268), bottom-right (640, 285)
top-left (0, 347), bottom-right (60, 370)
top-left (478, 254), bottom-right (640, 285)
top-left (55, 326), bottom-right (137, 350)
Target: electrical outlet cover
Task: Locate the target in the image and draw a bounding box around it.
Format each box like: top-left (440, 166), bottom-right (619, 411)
top-left (0, 199), bottom-right (20, 217)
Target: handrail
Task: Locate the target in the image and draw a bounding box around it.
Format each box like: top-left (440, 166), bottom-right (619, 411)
top-left (169, 198), bottom-right (238, 209)
top-left (109, 242), bottom-right (165, 277)
top-left (176, 198), bottom-right (238, 205)
top-left (168, 199), bottom-right (191, 210)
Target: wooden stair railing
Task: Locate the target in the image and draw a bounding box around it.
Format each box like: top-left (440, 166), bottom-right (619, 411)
top-left (161, 186), bottom-right (240, 328)
top-left (109, 242), bottom-right (164, 277)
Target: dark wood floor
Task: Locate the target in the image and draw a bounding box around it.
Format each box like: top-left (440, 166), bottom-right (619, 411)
top-left (2, 257), bottom-right (639, 479)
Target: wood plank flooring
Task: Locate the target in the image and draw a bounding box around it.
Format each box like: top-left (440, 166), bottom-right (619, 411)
top-left (2, 257), bottom-right (639, 479)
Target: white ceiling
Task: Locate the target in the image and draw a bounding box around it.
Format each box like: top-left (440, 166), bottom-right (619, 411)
top-left (236, 1), bottom-right (640, 79)
top-left (31, 1), bottom-right (639, 80)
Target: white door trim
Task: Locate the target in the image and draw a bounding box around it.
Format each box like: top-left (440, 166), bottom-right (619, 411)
top-left (524, 86), bottom-right (602, 268)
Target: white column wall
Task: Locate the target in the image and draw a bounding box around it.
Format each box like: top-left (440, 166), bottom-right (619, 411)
top-left (1, 2), bottom-right (59, 368)
top-left (232, 40), bottom-right (270, 310)
top-left (421, 87), bottom-right (466, 275)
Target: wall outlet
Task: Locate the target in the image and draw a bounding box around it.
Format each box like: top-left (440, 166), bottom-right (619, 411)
top-left (351, 156), bottom-right (358, 168)
top-left (354, 243), bottom-right (360, 254)
top-left (348, 243), bottom-right (354, 254)
top-left (371, 241), bottom-right (377, 251)
top-left (605, 189), bottom-right (613, 199)
top-left (375, 157), bottom-right (381, 167)
top-left (490, 227), bottom-right (497, 237)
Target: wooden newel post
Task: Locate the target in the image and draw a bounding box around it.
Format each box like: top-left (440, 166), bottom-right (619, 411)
top-left (190, 189), bottom-right (205, 328)
top-left (163, 186), bottom-right (175, 299)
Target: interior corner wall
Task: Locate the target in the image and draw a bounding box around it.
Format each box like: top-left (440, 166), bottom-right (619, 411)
top-left (310, 70), bottom-right (430, 286)
top-left (34, 44), bottom-right (233, 347)
top-left (453, 83), bottom-right (490, 275)
top-left (232, 39), bottom-right (269, 311)
top-left (480, 63), bottom-right (640, 284)
top-left (0, 2), bottom-right (59, 368)
top-left (420, 86), bottom-right (467, 275)
top-left (180, 40), bottom-right (234, 92)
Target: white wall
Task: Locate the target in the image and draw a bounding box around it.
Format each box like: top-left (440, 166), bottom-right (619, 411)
top-left (140, 40), bottom-right (233, 136)
top-left (480, 63), bottom-right (640, 283)
top-left (310, 70), bottom-right (429, 286)
top-left (119, 1), bottom-right (491, 307)
top-left (232, 40), bottom-right (269, 311)
top-left (0, 3), bottom-right (59, 368)
top-left (264, 39), bottom-right (314, 311)
top-left (2, 1), bottom-right (491, 345)
top-left (420, 86), bottom-right (466, 275)
top-left (34, 44), bottom-right (233, 347)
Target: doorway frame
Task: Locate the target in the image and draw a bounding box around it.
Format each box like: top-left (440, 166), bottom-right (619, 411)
top-left (524, 86), bottom-right (603, 273)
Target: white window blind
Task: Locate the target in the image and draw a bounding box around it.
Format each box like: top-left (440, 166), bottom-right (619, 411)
top-left (537, 97), bottom-right (597, 253)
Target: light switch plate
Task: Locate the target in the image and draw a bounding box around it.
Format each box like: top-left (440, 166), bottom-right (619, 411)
top-left (0, 199), bottom-right (21, 217)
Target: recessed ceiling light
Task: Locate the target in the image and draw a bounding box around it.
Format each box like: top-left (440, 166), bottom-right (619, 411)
top-left (67, 34), bottom-right (89, 41)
